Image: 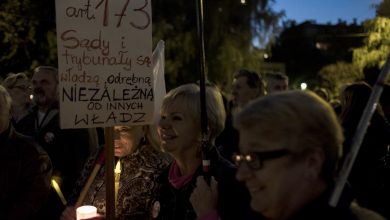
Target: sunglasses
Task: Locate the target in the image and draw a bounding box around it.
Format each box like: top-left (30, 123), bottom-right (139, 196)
top-left (233, 149), bottom-right (290, 170)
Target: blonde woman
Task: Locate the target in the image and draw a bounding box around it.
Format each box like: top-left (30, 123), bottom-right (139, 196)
top-left (154, 83), bottom-right (255, 220)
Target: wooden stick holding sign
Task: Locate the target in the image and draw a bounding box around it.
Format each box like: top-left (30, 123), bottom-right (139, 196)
top-left (105, 127), bottom-right (115, 220)
top-left (55, 0), bottom-right (153, 219)
top-left (75, 148), bottom-right (106, 208)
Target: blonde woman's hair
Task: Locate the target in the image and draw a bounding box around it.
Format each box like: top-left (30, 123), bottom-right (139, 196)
top-left (234, 90), bottom-right (344, 184)
top-left (161, 83), bottom-right (226, 143)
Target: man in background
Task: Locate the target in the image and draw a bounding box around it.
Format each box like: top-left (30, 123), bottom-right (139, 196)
top-left (22, 66), bottom-right (96, 219)
top-left (216, 69), bottom-right (266, 162)
top-left (265, 72), bottom-right (289, 94)
top-left (231, 69), bottom-right (266, 109)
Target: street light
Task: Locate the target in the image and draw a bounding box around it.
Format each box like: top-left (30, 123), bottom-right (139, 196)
top-left (300, 82), bottom-right (307, 90)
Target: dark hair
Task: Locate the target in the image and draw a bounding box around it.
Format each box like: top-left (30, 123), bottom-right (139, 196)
top-left (233, 69), bottom-right (265, 93)
top-left (380, 83), bottom-right (390, 105)
top-left (265, 72), bottom-right (289, 81)
top-left (363, 65), bottom-right (380, 87)
top-left (339, 82), bottom-right (372, 125)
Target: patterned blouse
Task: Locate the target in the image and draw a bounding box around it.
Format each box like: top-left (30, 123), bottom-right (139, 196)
top-left (69, 144), bottom-right (171, 220)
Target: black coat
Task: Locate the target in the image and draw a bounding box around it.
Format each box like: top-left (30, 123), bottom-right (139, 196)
top-left (16, 105), bottom-right (92, 219)
top-left (289, 190), bottom-right (384, 220)
top-left (154, 147), bottom-right (260, 220)
top-left (0, 125), bottom-right (52, 220)
top-left (342, 113), bottom-right (390, 218)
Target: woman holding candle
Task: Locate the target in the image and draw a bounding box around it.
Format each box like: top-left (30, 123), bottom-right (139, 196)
top-left (60, 125), bottom-right (171, 220)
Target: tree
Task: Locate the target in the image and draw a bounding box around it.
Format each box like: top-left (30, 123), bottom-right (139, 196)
top-left (152, 0), bottom-right (283, 90)
top-left (0, 0), bottom-right (283, 89)
top-left (0, 0), bottom-right (57, 77)
top-left (353, 0), bottom-right (390, 70)
top-left (317, 61), bottom-right (362, 99)
top-left (376, 0), bottom-right (390, 17)
top-left (352, 17), bottom-right (390, 70)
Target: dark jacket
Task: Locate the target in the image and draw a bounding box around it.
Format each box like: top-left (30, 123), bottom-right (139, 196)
top-left (216, 100), bottom-right (239, 162)
top-left (289, 190), bottom-right (385, 220)
top-left (154, 147), bottom-right (259, 220)
top-left (0, 125), bottom-right (52, 220)
top-left (342, 112), bottom-right (390, 218)
top-left (18, 104), bottom-right (92, 219)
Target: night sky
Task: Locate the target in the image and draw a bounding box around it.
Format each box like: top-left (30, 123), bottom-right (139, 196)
top-left (272, 0), bottom-right (380, 24)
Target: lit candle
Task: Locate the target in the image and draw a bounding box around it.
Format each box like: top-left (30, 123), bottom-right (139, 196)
top-left (76, 205), bottom-right (97, 220)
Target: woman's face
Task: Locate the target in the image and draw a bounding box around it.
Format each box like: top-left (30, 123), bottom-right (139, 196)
top-left (236, 128), bottom-right (309, 220)
top-left (157, 101), bottom-right (201, 156)
top-left (113, 126), bottom-right (144, 158)
top-left (7, 79), bottom-right (32, 107)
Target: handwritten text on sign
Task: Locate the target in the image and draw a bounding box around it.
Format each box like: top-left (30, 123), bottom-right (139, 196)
top-left (55, 0), bottom-right (153, 128)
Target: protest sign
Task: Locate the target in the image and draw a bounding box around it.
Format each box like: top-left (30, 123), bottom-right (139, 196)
top-left (55, 0), bottom-right (153, 129)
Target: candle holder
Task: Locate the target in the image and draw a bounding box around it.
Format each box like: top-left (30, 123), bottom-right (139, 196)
top-left (76, 205), bottom-right (97, 220)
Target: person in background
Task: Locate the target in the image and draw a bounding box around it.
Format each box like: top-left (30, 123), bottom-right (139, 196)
top-left (2, 72), bottom-right (34, 136)
top-left (264, 72), bottom-right (289, 94)
top-left (339, 82), bottom-right (390, 219)
top-left (20, 66), bottom-right (97, 219)
top-left (216, 69), bottom-right (266, 162)
top-left (61, 125), bottom-right (171, 220)
top-left (362, 64), bottom-right (380, 87)
top-left (154, 83), bottom-right (257, 220)
top-left (231, 90), bottom-right (384, 220)
top-left (380, 83), bottom-right (390, 122)
top-left (330, 99), bottom-right (342, 116)
top-left (314, 87), bottom-right (330, 102)
top-left (231, 69), bottom-right (266, 109)
top-left (0, 85), bottom-right (52, 220)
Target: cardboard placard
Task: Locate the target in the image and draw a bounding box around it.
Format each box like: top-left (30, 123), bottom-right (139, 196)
top-left (55, 0), bottom-right (153, 128)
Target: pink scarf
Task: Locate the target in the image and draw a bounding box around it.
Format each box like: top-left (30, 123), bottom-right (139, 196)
top-left (168, 161), bottom-right (195, 189)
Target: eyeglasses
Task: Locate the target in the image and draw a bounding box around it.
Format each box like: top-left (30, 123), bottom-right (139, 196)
top-left (233, 149), bottom-right (290, 170)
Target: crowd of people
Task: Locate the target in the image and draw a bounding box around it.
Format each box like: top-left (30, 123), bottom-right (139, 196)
top-left (1, 65), bottom-right (389, 220)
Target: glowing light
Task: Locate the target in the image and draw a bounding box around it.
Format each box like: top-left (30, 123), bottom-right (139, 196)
top-left (29, 94), bottom-right (34, 100)
top-left (76, 206), bottom-right (97, 220)
top-left (263, 53), bottom-right (269, 59)
top-left (240, 0), bottom-right (246, 4)
top-left (300, 83), bottom-right (307, 90)
top-left (51, 179), bottom-right (67, 205)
